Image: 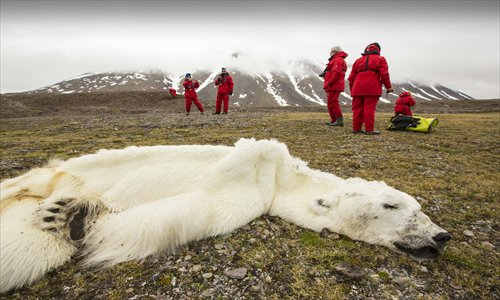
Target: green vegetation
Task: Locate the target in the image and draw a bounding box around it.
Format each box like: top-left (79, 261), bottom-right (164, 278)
top-left (0, 109), bottom-right (498, 299)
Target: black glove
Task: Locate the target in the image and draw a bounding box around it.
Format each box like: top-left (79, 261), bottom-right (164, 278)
top-left (230, 90), bottom-right (233, 96)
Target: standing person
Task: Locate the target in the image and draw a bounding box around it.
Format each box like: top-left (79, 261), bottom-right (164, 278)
top-left (183, 73), bottom-right (204, 115)
top-left (348, 42), bottom-right (393, 135)
top-left (320, 46), bottom-right (348, 127)
top-left (214, 67), bottom-right (234, 114)
top-left (394, 91), bottom-right (416, 116)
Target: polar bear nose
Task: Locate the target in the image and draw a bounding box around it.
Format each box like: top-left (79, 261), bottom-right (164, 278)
top-left (433, 232), bottom-right (452, 247)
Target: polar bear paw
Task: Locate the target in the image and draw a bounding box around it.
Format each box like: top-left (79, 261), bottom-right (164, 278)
top-left (35, 198), bottom-right (76, 235)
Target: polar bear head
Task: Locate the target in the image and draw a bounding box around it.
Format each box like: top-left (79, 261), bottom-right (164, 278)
top-left (313, 178), bottom-right (451, 260)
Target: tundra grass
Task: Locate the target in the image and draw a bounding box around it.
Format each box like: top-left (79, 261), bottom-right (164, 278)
top-left (0, 110), bottom-right (498, 299)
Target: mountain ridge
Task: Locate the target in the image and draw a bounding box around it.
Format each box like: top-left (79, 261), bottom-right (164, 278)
top-left (22, 60), bottom-right (475, 106)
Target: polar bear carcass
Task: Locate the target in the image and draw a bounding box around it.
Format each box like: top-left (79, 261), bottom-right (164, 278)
top-left (0, 138), bottom-right (451, 293)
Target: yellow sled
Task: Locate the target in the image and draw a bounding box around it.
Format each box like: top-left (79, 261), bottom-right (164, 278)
top-left (387, 114), bottom-right (439, 133)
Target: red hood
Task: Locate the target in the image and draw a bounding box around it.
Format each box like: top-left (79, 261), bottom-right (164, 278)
top-left (399, 91), bottom-right (412, 97)
top-left (362, 44), bottom-right (380, 55)
top-left (334, 51), bottom-right (348, 59)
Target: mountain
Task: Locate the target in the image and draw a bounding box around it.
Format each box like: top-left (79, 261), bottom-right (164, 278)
top-left (26, 59), bottom-right (474, 106)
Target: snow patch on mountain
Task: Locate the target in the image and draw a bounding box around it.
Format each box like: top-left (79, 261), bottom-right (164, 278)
top-left (431, 86), bottom-right (447, 98)
top-left (168, 74), bottom-right (183, 91)
top-left (457, 92), bottom-right (473, 100)
top-left (265, 73), bottom-right (288, 106)
top-left (418, 88), bottom-right (441, 100)
top-left (439, 90), bottom-right (459, 100)
top-left (197, 70), bottom-right (219, 92)
top-left (287, 72), bottom-right (325, 105)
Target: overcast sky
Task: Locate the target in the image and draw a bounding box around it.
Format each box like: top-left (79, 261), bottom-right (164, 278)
top-left (1, 0), bottom-right (499, 98)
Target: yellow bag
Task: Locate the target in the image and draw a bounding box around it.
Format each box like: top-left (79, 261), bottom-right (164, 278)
top-left (387, 114), bottom-right (439, 133)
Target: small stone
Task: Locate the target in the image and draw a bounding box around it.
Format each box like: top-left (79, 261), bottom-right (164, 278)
top-left (191, 265), bottom-right (202, 273)
top-left (334, 263), bottom-right (367, 279)
top-left (150, 273), bottom-right (160, 281)
top-left (249, 238), bottom-right (257, 244)
top-left (184, 255), bottom-right (192, 261)
top-left (265, 275), bottom-right (272, 283)
top-left (214, 244), bottom-right (224, 250)
top-left (450, 282), bottom-right (463, 290)
top-left (420, 266), bottom-right (428, 273)
top-left (327, 233), bottom-right (341, 240)
top-left (126, 288), bottom-right (134, 293)
top-left (320, 228), bottom-right (332, 238)
top-left (481, 241), bottom-right (496, 250)
top-left (202, 272), bottom-right (213, 279)
top-left (251, 284), bottom-right (262, 292)
top-left (463, 230), bottom-right (474, 237)
top-left (201, 289), bottom-right (213, 297)
top-left (368, 274), bottom-right (380, 282)
top-left (225, 267), bottom-right (248, 279)
top-left (393, 276), bottom-right (413, 288)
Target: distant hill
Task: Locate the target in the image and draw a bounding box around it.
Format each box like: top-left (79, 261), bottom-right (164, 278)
top-left (23, 58), bottom-right (474, 107)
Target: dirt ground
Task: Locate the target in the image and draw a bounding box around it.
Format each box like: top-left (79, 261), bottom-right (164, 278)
top-left (0, 93), bottom-right (499, 299)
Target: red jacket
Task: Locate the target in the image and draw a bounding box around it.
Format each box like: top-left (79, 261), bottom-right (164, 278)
top-left (183, 79), bottom-right (199, 97)
top-left (323, 51), bottom-right (348, 92)
top-left (348, 44), bottom-right (392, 96)
top-left (215, 73), bottom-right (234, 94)
top-left (394, 91), bottom-right (416, 115)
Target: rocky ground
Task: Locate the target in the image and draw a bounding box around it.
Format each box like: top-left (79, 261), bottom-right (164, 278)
top-left (0, 94), bottom-right (499, 299)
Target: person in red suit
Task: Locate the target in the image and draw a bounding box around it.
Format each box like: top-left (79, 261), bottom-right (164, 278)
top-left (183, 73), bottom-right (204, 115)
top-left (394, 91), bottom-right (416, 116)
top-left (348, 42), bottom-right (393, 135)
top-left (214, 67), bottom-right (234, 114)
top-left (320, 46), bottom-right (348, 127)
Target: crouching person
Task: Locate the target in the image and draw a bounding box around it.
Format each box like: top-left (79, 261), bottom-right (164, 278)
top-left (394, 91), bottom-right (416, 116)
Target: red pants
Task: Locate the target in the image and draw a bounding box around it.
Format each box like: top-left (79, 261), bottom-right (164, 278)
top-left (352, 95), bottom-right (379, 132)
top-left (185, 95), bottom-right (204, 113)
top-left (216, 93), bottom-right (229, 113)
top-left (326, 91), bottom-right (343, 122)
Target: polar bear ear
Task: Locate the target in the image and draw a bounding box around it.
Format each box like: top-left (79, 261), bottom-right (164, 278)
top-left (308, 197), bottom-right (338, 215)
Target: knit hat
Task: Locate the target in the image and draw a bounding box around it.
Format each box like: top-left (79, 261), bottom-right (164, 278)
top-left (185, 73), bottom-right (191, 79)
top-left (221, 68), bottom-right (227, 73)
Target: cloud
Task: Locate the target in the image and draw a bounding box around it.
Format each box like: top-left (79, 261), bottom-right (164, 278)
top-left (1, 0), bottom-right (499, 98)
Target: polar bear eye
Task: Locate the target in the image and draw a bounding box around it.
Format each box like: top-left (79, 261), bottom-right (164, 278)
top-left (317, 199), bottom-right (331, 208)
top-left (383, 203), bottom-right (399, 210)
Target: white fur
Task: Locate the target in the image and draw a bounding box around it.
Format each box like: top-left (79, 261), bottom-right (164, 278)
top-left (0, 138), bottom-right (448, 293)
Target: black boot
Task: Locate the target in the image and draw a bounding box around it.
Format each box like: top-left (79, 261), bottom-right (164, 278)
top-left (329, 117), bottom-right (344, 127)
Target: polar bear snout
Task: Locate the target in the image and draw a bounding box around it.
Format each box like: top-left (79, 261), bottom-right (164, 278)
top-left (393, 231), bottom-right (451, 260)
top-left (433, 232), bottom-right (452, 248)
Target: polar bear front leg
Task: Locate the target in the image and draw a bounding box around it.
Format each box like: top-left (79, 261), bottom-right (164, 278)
top-left (0, 199), bottom-right (77, 293)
